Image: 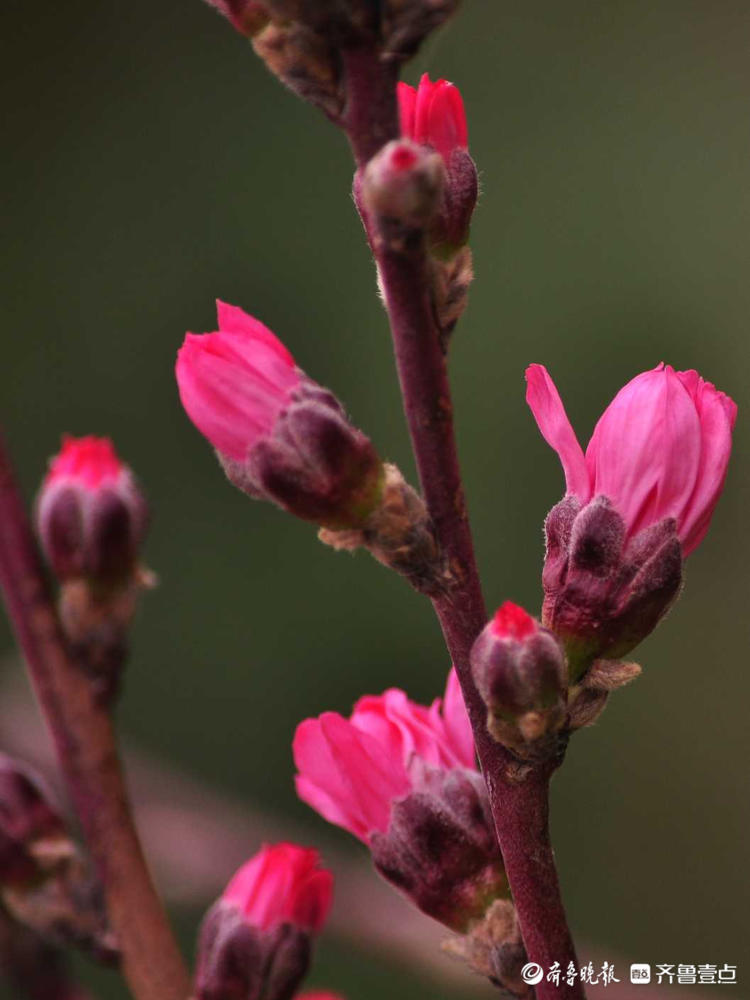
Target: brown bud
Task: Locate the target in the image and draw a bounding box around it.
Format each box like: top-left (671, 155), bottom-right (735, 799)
top-left (584, 659), bottom-right (642, 692)
top-left (319, 463), bottom-right (451, 595)
top-left (442, 899), bottom-right (532, 998)
top-left (381, 0), bottom-right (461, 62)
top-left (252, 19), bottom-right (343, 118)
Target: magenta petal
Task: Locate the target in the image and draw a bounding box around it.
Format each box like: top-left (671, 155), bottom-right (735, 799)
top-left (426, 81), bottom-right (467, 159)
top-left (293, 718), bottom-right (370, 840)
top-left (293, 714), bottom-right (409, 841)
top-left (222, 843), bottom-right (332, 933)
top-left (216, 300), bottom-right (295, 366)
top-left (397, 81), bottom-right (416, 140)
top-left (676, 371), bottom-right (737, 555)
top-left (525, 365), bottom-right (590, 501)
top-left (320, 715), bottom-right (409, 834)
top-left (176, 327), bottom-right (299, 462)
top-left (176, 334), bottom-right (276, 460)
top-left (586, 366), bottom-right (702, 537)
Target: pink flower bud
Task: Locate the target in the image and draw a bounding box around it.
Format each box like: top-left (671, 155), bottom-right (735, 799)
top-left (176, 302), bottom-right (383, 528)
top-left (471, 603), bottom-right (568, 753)
top-left (36, 436), bottom-right (148, 585)
top-left (526, 363), bottom-right (737, 670)
top-left (195, 843), bottom-right (332, 1000)
top-left (294, 671), bottom-right (506, 930)
top-left (222, 843), bottom-right (333, 933)
top-left (397, 75), bottom-right (476, 252)
top-left (526, 363), bottom-right (736, 555)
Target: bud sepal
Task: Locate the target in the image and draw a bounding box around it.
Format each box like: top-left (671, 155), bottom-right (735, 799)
top-left (542, 497), bottom-right (682, 680)
top-left (369, 762), bottom-right (508, 933)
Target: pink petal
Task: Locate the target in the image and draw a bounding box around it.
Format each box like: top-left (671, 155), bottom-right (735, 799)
top-left (675, 370), bottom-right (737, 555)
top-left (45, 435), bottom-right (124, 490)
top-left (293, 715), bottom-right (409, 841)
top-left (223, 843), bottom-right (332, 932)
top-left (354, 690), bottom-right (444, 768)
top-left (525, 365), bottom-right (590, 501)
top-left (396, 82), bottom-right (416, 140)
top-left (216, 300), bottom-right (295, 367)
top-left (425, 80), bottom-right (467, 159)
top-left (176, 331), bottom-right (298, 461)
top-left (586, 365), bottom-right (702, 537)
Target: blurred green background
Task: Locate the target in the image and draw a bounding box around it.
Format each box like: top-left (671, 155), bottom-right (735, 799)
top-left (1, 1), bottom-right (749, 997)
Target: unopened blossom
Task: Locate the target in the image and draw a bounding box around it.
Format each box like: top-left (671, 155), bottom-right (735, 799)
top-left (526, 363), bottom-right (736, 671)
top-left (397, 74), bottom-right (476, 251)
top-left (222, 843), bottom-right (333, 933)
top-left (471, 602), bottom-right (567, 753)
top-left (526, 363), bottom-right (736, 555)
top-left (294, 671), bottom-right (506, 931)
top-left (195, 843), bottom-right (333, 1000)
top-left (176, 302), bottom-right (383, 528)
top-left (36, 436), bottom-right (148, 584)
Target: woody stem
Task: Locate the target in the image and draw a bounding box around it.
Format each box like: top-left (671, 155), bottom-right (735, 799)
top-left (340, 44), bottom-right (584, 1000)
top-left (0, 434), bottom-right (190, 1000)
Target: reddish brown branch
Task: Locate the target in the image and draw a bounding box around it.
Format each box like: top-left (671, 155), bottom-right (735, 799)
top-left (0, 434), bottom-right (190, 1000)
top-left (341, 47), bottom-right (583, 1000)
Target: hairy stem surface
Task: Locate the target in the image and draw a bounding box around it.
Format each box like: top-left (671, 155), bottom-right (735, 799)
top-left (0, 435), bottom-right (190, 1000)
top-left (341, 46), bottom-right (583, 999)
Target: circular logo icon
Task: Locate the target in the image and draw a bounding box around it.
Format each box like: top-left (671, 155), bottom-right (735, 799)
top-left (521, 963), bottom-right (545, 986)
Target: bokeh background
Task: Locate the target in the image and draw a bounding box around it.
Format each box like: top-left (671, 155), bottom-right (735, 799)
top-left (1, 1), bottom-right (749, 996)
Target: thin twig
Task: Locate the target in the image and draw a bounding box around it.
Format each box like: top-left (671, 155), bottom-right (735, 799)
top-left (340, 46), bottom-right (583, 999)
top-left (0, 433), bottom-right (190, 1000)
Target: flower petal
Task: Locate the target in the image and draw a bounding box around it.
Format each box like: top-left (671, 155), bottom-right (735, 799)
top-left (586, 365), bottom-right (702, 537)
top-left (675, 370), bottom-right (737, 555)
top-left (525, 365), bottom-right (590, 501)
top-left (216, 300), bottom-right (295, 366)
